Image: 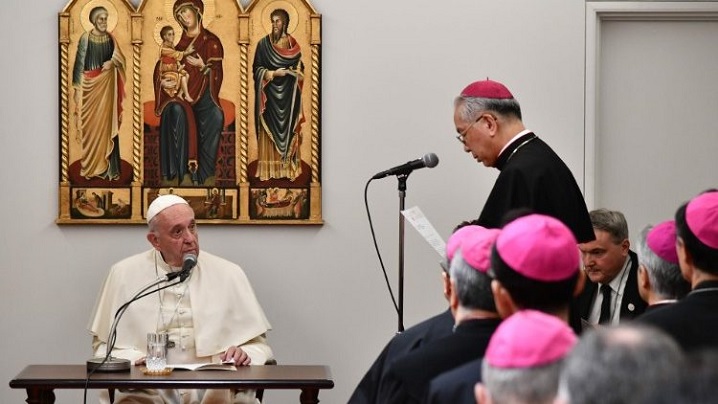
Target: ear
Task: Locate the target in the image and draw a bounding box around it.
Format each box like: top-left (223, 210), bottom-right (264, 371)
top-left (484, 114), bottom-right (499, 136)
top-left (441, 271), bottom-right (452, 301)
top-left (638, 265), bottom-right (650, 289)
top-left (676, 237), bottom-right (694, 283)
top-left (475, 382), bottom-right (491, 404)
top-left (573, 269), bottom-right (586, 297)
top-left (449, 278), bottom-right (460, 312)
top-left (637, 264), bottom-right (650, 301)
top-left (147, 231), bottom-right (160, 250)
top-left (620, 238), bottom-right (630, 255)
top-left (491, 280), bottom-right (516, 318)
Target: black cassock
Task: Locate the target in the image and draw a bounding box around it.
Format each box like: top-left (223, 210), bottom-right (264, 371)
top-left (471, 132), bottom-right (595, 243)
top-left (347, 310), bottom-right (454, 404)
top-left (376, 318), bottom-right (502, 404)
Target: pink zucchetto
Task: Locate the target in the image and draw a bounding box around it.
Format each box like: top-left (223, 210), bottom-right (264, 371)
top-left (446, 225), bottom-right (489, 263)
top-left (485, 310), bottom-right (576, 368)
top-left (646, 220), bottom-right (679, 264)
top-left (460, 79), bottom-right (514, 99)
top-left (146, 194), bottom-right (189, 223)
top-left (686, 191), bottom-right (718, 249)
top-left (462, 228), bottom-right (501, 273)
top-left (495, 214), bottom-right (579, 281)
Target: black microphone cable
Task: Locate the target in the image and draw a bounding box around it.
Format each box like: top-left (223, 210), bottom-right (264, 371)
top-left (364, 178), bottom-right (400, 318)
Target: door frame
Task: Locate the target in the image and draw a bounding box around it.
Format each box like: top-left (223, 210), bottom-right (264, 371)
top-left (584, 1), bottom-right (718, 208)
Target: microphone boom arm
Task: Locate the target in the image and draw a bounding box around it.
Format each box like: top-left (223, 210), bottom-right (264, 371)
top-left (88, 275), bottom-right (182, 372)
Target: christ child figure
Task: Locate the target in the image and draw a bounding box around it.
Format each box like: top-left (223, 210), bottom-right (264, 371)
top-left (158, 25), bottom-right (194, 102)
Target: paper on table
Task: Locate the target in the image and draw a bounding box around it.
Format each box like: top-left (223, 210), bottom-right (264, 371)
top-left (168, 362), bottom-right (237, 371)
top-left (401, 206), bottom-right (446, 258)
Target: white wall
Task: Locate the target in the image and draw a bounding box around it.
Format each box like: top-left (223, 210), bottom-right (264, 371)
top-left (0, 0), bottom-right (586, 402)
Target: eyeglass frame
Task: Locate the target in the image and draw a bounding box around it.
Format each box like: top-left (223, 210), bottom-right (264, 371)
top-left (455, 113), bottom-right (494, 144)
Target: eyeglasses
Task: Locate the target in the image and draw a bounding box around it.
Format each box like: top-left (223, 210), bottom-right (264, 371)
top-left (455, 114), bottom-right (490, 144)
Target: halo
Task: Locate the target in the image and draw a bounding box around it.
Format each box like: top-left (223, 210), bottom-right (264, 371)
top-left (203, 0), bottom-right (216, 28)
top-left (153, 20), bottom-right (183, 47)
top-left (167, 0), bottom-right (216, 31)
top-left (80, 0), bottom-right (119, 33)
top-left (261, 1), bottom-right (299, 36)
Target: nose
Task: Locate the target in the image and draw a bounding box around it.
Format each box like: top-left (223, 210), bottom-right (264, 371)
top-left (181, 229), bottom-right (196, 243)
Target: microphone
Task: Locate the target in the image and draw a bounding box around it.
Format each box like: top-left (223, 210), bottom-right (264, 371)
top-left (167, 253), bottom-right (197, 282)
top-left (372, 153), bottom-right (439, 179)
top-left (179, 253), bottom-right (197, 282)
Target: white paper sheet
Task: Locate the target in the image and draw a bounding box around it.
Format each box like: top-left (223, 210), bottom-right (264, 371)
top-left (401, 206), bottom-right (446, 258)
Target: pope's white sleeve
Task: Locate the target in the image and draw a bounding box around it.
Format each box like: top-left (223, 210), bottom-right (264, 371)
top-left (239, 334), bottom-right (274, 365)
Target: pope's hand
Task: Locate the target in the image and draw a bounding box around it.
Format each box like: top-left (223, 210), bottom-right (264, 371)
top-left (220, 346), bottom-right (251, 366)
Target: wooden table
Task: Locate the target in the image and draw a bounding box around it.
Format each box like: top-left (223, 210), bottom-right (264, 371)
top-left (9, 364), bottom-right (334, 404)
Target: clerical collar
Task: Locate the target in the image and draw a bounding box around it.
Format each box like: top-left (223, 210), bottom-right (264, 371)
top-left (452, 317), bottom-right (501, 333)
top-left (154, 250), bottom-right (182, 275)
top-left (689, 280), bottom-right (718, 295)
top-left (495, 131), bottom-right (536, 170)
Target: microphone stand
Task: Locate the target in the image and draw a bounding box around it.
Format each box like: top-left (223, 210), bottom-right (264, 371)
top-left (87, 275), bottom-right (183, 372)
top-left (396, 173), bottom-right (408, 333)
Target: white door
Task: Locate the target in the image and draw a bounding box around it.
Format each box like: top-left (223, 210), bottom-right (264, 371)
top-left (586, 2), bottom-right (718, 238)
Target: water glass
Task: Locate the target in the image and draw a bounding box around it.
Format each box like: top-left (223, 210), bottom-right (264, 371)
top-left (146, 332), bottom-right (168, 371)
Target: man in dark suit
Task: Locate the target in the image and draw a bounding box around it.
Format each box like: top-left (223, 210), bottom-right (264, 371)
top-left (377, 227), bottom-right (502, 404)
top-left (570, 209), bottom-right (647, 334)
top-left (639, 191), bottom-right (718, 351)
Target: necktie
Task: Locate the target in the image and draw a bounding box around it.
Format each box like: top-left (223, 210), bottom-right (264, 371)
top-left (598, 284), bottom-right (612, 324)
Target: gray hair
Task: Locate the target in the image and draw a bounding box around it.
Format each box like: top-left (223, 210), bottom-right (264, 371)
top-left (558, 324), bottom-right (684, 404)
top-left (589, 209), bottom-right (629, 243)
top-left (635, 225), bottom-right (690, 299)
top-left (454, 96), bottom-right (522, 122)
top-left (148, 216), bottom-right (159, 233)
top-left (449, 249), bottom-right (496, 312)
top-left (679, 349), bottom-right (718, 403)
top-left (482, 359), bottom-right (564, 404)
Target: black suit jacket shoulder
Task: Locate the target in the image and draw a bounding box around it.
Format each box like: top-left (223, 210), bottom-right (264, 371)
top-left (474, 134), bottom-right (594, 243)
top-left (377, 318), bottom-right (501, 404)
top-left (348, 310), bottom-right (454, 404)
top-left (639, 280), bottom-right (718, 352)
top-left (425, 357), bottom-right (482, 404)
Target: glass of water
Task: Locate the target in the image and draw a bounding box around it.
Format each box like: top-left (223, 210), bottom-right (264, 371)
top-left (146, 332), bottom-right (168, 371)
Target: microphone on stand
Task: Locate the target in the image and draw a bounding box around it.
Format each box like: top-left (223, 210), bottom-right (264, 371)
top-left (371, 153), bottom-right (439, 179)
top-left (168, 253), bottom-right (197, 282)
top-left (86, 253), bottom-right (196, 372)
top-left (365, 153), bottom-right (440, 333)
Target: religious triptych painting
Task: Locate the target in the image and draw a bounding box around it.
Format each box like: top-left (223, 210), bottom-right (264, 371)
top-left (57, 0), bottom-right (322, 224)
